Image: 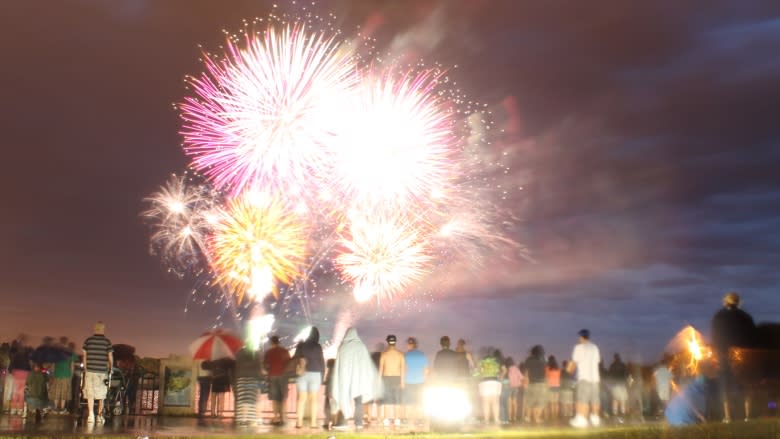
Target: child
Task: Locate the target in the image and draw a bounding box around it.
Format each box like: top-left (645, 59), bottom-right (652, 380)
top-left (25, 363), bottom-right (48, 421)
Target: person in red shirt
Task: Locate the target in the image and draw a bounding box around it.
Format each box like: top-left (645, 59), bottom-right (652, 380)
top-left (264, 335), bottom-right (292, 426)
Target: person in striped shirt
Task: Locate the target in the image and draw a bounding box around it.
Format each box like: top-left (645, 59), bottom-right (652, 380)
top-left (82, 321), bottom-right (113, 424)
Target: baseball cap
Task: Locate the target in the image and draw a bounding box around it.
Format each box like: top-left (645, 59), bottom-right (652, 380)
top-left (578, 329), bottom-right (590, 339)
top-left (386, 334), bottom-right (397, 344)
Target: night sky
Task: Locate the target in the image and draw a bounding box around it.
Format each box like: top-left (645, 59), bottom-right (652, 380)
top-left (2, 0), bottom-right (779, 363)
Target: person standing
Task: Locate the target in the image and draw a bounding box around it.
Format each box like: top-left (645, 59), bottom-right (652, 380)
top-left (379, 334), bottom-right (405, 427)
top-left (8, 339), bottom-right (32, 416)
top-left (476, 349), bottom-right (502, 425)
top-left (51, 342), bottom-right (78, 414)
top-left (234, 347), bottom-right (262, 426)
top-left (711, 291), bottom-right (756, 422)
top-left (403, 337), bottom-right (428, 427)
top-left (293, 327), bottom-right (325, 429)
top-left (607, 353), bottom-right (628, 422)
top-left (196, 361), bottom-right (212, 418)
top-left (82, 321), bottom-right (113, 424)
top-left (506, 358), bottom-right (523, 423)
top-left (568, 329), bottom-right (601, 428)
top-left (330, 328), bottom-right (380, 430)
top-left (546, 355), bottom-right (562, 421)
top-left (523, 346), bottom-right (547, 425)
top-left (653, 359), bottom-right (673, 416)
top-left (432, 336), bottom-right (460, 383)
top-left (264, 335), bottom-right (291, 426)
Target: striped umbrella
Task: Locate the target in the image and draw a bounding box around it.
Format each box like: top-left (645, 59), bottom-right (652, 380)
top-left (189, 329), bottom-right (243, 360)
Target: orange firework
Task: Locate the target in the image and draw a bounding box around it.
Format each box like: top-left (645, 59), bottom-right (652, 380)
top-left (209, 191), bottom-right (307, 303)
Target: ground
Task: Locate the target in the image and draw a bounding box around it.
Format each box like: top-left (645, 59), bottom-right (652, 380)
top-left (0, 416), bottom-right (778, 438)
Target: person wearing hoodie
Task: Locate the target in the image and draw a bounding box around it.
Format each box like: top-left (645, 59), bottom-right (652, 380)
top-left (330, 328), bottom-right (381, 430)
top-left (293, 327), bottom-right (325, 428)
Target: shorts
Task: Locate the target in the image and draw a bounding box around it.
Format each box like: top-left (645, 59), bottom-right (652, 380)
top-left (404, 383), bottom-right (424, 405)
top-left (508, 387), bottom-right (519, 399)
top-left (560, 388), bottom-right (574, 404)
top-left (525, 382), bottom-right (548, 408)
top-left (575, 380), bottom-right (599, 406)
top-left (478, 379), bottom-right (502, 398)
top-left (49, 377), bottom-right (72, 401)
top-left (83, 371), bottom-right (108, 400)
top-left (296, 372), bottom-right (321, 393)
top-left (610, 384), bottom-right (628, 402)
top-left (268, 375), bottom-right (289, 402)
top-left (25, 397), bottom-right (45, 410)
top-left (382, 376), bottom-right (402, 404)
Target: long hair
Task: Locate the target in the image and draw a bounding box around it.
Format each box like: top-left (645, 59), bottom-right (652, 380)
top-left (547, 355), bottom-right (559, 370)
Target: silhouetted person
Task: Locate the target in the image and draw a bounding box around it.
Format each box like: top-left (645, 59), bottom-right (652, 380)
top-left (711, 292), bottom-right (756, 422)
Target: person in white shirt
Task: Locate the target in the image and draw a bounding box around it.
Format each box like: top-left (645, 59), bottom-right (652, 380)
top-left (567, 329), bottom-right (601, 428)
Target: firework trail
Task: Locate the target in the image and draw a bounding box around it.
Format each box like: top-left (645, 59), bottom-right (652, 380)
top-left (335, 212), bottom-right (431, 303)
top-left (209, 191), bottom-right (308, 303)
top-left (179, 25), bottom-right (358, 198)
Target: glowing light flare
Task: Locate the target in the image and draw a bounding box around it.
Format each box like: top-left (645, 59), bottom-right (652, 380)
top-left (336, 214), bottom-right (432, 303)
top-left (180, 25), bottom-right (359, 196)
top-left (331, 69), bottom-right (457, 209)
top-left (247, 313), bottom-right (275, 351)
top-left (208, 193), bottom-right (307, 303)
top-left (667, 325), bottom-right (712, 375)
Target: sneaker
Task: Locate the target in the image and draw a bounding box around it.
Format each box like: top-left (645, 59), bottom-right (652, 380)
top-left (383, 418), bottom-right (391, 427)
top-left (97, 415), bottom-right (105, 424)
top-left (333, 424), bottom-right (349, 431)
top-left (589, 414), bottom-right (601, 427)
top-left (355, 425), bottom-right (364, 431)
top-left (722, 417), bottom-right (731, 424)
top-left (87, 416), bottom-right (95, 424)
top-left (394, 418), bottom-right (401, 427)
top-left (569, 415), bottom-right (588, 428)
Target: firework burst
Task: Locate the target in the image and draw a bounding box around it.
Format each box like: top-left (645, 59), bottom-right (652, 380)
top-left (209, 191), bottom-right (308, 303)
top-left (142, 174), bottom-right (219, 274)
top-left (331, 69), bottom-right (456, 210)
top-left (335, 213), bottom-right (431, 303)
top-left (180, 25), bottom-right (358, 197)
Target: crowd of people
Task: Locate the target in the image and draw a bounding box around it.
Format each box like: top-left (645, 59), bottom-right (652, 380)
top-left (0, 321), bottom-right (115, 423)
top-left (0, 291), bottom-right (763, 431)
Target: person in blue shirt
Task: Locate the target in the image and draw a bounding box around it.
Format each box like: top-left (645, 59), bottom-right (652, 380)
top-left (664, 360), bottom-right (716, 426)
top-left (404, 337), bottom-right (429, 426)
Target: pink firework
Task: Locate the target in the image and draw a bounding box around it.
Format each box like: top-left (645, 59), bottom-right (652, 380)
top-left (180, 25), bottom-right (358, 196)
top-left (331, 68), bottom-right (457, 210)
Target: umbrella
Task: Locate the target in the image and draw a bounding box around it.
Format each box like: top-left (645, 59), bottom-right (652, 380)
top-left (31, 345), bottom-right (70, 364)
top-left (189, 330), bottom-right (243, 360)
top-left (113, 344), bottom-right (136, 363)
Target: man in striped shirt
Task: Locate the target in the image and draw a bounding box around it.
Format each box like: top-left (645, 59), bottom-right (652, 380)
top-left (82, 321), bottom-right (113, 424)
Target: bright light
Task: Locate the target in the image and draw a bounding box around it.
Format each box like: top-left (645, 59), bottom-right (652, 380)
top-left (293, 325), bottom-right (313, 343)
top-left (247, 314), bottom-right (275, 351)
top-left (423, 386), bottom-right (471, 421)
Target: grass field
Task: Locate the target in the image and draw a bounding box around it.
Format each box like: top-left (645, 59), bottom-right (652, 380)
top-left (1, 420), bottom-right (778, 439)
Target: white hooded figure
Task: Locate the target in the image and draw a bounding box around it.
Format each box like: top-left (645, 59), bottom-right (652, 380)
top-left (330, 328), bottom-right (383, 421)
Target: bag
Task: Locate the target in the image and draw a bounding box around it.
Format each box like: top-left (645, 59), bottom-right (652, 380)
top-left (283, 357), bottom-right (306, 377)
top-left (295, 357), bottom-right (306, 376)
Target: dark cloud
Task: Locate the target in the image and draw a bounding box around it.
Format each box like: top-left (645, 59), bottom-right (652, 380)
top-left (1, 0), bottom-right (779, 358)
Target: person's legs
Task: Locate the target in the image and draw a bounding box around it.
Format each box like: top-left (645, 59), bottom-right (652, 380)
top-left (354, 396), bottom-right (363, 427)
top-left (296, 392), bottom-right (307, 427)
top-left (308, 391), bottom-right (318, 427)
